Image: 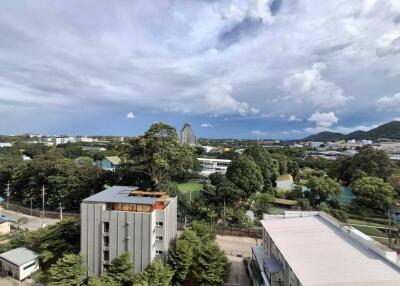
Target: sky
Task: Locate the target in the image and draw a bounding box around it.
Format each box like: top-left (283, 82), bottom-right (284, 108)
top-left (1, 0), bottom-right (400, 139)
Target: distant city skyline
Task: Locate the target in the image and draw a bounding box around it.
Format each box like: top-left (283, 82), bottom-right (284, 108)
top-left (1, 1), bottom-right (400, 139)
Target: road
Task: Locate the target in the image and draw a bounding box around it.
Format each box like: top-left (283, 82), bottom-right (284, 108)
top-left (216, 235), bottom-right (260, 286)
top-left (0, 208), bottom-right (59, 231)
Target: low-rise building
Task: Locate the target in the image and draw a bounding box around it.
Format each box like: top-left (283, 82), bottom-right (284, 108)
top-left (100, 156), bottom-right (121, 171)
top-left (81, 186), bottom-right (177, 276)
top-left (0, 247), bottom-right (39, 281)
top-left (0, 143), bottom-right (12, 148)
top-left (275, 174), bottom-right (294, 192)
top-left (250, 211), bottom-right (400, 286)
top-left (197, 158), bottom-right (231, 176)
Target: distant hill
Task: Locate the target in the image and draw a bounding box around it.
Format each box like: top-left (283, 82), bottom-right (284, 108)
top-left (303, 131), bottom-right (346, 142)
top-left (302, 121), bottom-right (400, 141)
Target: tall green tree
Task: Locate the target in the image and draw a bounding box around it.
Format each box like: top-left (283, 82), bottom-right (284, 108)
top-left (192, 242), bottom-right (230, 286)
top-left (226, 155), bottom-right (263, 199)
top-left (126, 123), bottom-right (198, 185)
top-left (351, 176), bottom-right (396, 213)
top-left (243, 145), bottom-right (279, 191)
top-left (138, 259), bottom-right (174, 286)
top-left (47, 254), bottom-right (86, 286)
top-left (305, 176), bottom-right (341, 207)
top-left (103, 252), bottom-right (135, 286)
top-left (346, 148), bottom-right (396, 182)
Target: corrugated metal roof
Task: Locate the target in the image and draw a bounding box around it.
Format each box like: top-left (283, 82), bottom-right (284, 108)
top-left (104, 156), bottom-right (121, 165)
top-left (276, 174), bottom-right (293, 182)
top-left (0, 247), bottom-right (38, 266)
top-left (82, 186), bottom-right (158, 204)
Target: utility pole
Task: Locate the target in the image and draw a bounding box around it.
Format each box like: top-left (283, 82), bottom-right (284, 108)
top-left (59, 201), bottom-right (63, 220)
top-left (41, 186), bottom-right (45, 227)
top-left (388, 209), bottom-right (393, 249)
top-left (5, 181), bottom-right (10, 209)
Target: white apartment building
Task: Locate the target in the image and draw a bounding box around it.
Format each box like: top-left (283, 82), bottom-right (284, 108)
top-left (54, 136), bottom-right (76, 145)
top-left (250, 211), bottom-right (400, 286)
top-left (197, 158), bottom-right (231, 176)
top-left (306, 141), bottom-right (323, 149)
top-left (81, 187), bottom-right (177, 276)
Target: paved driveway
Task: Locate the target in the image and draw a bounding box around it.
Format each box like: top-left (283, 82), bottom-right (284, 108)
top-left (216, 235), bottom-right (260, 286)
top-left (0, 209), bottom-right (59, 231)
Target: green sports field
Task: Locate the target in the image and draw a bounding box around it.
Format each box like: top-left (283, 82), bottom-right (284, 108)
top-left (177, 182), bottom-right (203, 193)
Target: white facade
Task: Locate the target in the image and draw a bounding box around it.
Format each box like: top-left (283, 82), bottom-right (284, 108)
top-left (275, 174), bottom-right (294, 191)
top-left (54, 137), bottom-right (76, 145)
top-left (307, 141), bottom-right (323, 149)
top-left (0, 143), bottom-right (12, 148)
top-left (197, 158), bottom-right (231, 176)
top-left (81, 187), bottom-right (177, 276)
top-left (0, 248), bottom-right (39, 281)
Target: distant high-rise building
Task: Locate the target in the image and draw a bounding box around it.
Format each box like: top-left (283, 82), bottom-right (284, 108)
top-left (180, 123), bottom-right (197, 145)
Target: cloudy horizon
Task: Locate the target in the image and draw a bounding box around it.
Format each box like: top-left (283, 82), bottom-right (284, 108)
top-left (1, 0), bottom-right (400, 139)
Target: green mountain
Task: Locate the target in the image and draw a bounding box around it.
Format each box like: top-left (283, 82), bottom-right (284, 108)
top-left (303, 131), bottom-right (346, 141)
top-left (302, 121), bottom-right (400, 141)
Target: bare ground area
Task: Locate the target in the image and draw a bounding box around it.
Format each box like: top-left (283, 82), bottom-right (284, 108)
top-left (216, 235), bottom-right (260, 286)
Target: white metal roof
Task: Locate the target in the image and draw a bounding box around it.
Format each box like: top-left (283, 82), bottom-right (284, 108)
top-left (261, 215), bottom-right (400, 286)
top-left (0, 247), bottom-right (38, 266)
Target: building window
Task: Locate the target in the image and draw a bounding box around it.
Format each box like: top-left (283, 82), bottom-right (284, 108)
top-left (103, 251), bottom-right (109, 261)
top-left (103, 222), bottom-right (109, 233)
top-left (156, 236), bottom-right (163, 241)
top-left (103, 236), bottom-right (109, 247)
top-left (23, 261), bottom-right (36, 270)
top-left (156, 250), bottom-right (163, 255)
top-left (156, 221), bottom-right (163, 227)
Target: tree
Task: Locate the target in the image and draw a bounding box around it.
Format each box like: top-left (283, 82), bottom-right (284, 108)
top-left (389, 173), bottom-right (400, 197)
top-left (226, 155), bottom-right (263, 199)
top-left (351, 176), bottom-right (396, 213)
top-left (169, 224), bottom-right (230, 286)
top-left (348, 148), bottom-right (396, 182)
top-left (253, 193), bottom-right (275, 216)
top-left (47, 254), bottom-right (86, 286)
top-left (243, 145), bottom-right (279, 191)
top-left (168, 236), bottom-right (196, 285)
top-left (305, 176), bottom-right (341, 207)
top-left (103, 252), bottom-right (135, 286)
top-left (9, 218), bottom-right (80, 269)
top-left (192, 242), bottom-right (230, 286)
top-left (126, 123), bottom-right (198, 185)
top-left (139, 259), bottom-right (173, 286)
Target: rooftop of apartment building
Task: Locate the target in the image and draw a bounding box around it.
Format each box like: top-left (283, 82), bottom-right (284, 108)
top-left (259, 212), bottom-right (400, 286)
top-left (82, 186), bottom-right (172, 213)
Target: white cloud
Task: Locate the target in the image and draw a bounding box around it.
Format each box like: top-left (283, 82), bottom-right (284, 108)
top-left (281, 63), bottom-right (351, 109)
top-left (204, 82), bottom-right (258, 116)
top-left (221, 0), bottom-right (275, 24)
top-left (288, 115), bottom-right (302, 122)
top-left (376, 31), bottom-right (400, 57)
top-left (126, 112), bottom-right (135, 119)
top-left (377, 93), bottom-right (400, 111)
top-left (308, 112), bottom-right (338, 127)
top-left (201, 123), bottom-right (213, 128)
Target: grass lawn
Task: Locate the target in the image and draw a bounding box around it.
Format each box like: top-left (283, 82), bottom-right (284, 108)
top-left (352, 225), bottom-right (386, 238)
top-left (267, 206), bottom-right (285, 215)
top-left (348, 218), bottom-right (386, 228)
top-left (177, 182), bottom-right (203, 193)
